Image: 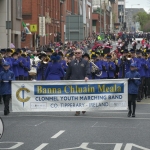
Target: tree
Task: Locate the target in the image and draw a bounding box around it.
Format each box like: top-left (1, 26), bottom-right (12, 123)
top-left (134, 11), bottom-right (150, 31)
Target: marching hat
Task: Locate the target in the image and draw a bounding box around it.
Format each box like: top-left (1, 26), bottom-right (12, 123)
top-left (39, 53), bottom-right (47, 60)
top-left (130, 63), bottom-right (136, 67)
top-left (82, 53), bottom-right (90, 60)
top-left (123, 49), bottom-right (128, 53)
top-left (50, 52), bottom-right (60, 61)
top-left (16, 48), bottom-right (22, 54)
top-left (106, 53), bottom-right (112, 59)
top-left (6, 48), bottom-right (13, 53)
top-left (3, 61), bottom-right (10, 66)
top-left (0, 49), bottom-right (6, 53)
top-left (22, 48), bottom-right (26, 52)
top-left (12, 52), bottom-right (18, 56)
top-left (130, 49), bottom-right (135, 53)
top-left (58, 51), bottom-right (63, 57)
top-left (136, 49), bottom-right (142, 54)
top-left (46, 48), bottom-right (54, 53)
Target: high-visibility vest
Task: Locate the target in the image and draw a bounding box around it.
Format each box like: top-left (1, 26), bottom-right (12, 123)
top-left (98, 36), bottom-right (101, 40)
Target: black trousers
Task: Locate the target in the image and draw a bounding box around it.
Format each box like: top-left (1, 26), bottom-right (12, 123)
top-left (128, 94), bottom-right (137, 114)
top-left (2, 94), bottom-right (11, 112)
top-left (144, 77), bottom-right (149, 97)
top-left (0, 95), bottom-right (2, 103)
top-left (147, 77), bottom-right (150, 97)
top-left (137, 77), bottom-right (145, 100)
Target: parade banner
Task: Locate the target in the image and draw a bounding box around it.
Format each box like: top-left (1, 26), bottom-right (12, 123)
top-left (12, 80), bottom-right (128, 112)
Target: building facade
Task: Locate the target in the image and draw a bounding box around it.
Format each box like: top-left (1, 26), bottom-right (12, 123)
top-left (0, 0), bottom-right (21, 49)
top-left (118, 0), bottom-right (125, 26)
top-left (92, 0), bottom-right (112, 33)
top-left (21, 0), bottom-right (84, 49)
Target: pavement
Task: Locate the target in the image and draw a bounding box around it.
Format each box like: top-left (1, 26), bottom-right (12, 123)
top-left (0, 98), bottom-right (150, 150)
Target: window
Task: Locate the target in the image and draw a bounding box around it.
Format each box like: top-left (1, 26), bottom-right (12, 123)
top-left (16, 0), bottom-right (22, 19)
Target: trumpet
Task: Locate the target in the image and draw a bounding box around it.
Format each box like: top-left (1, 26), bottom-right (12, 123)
top-left (90, 60), bottom-right (102, 77)
top-left (127, 54), bottom-right (132, 60)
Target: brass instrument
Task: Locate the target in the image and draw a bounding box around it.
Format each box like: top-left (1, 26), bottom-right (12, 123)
top-left (43, 56), bottom-right (50, 64)
top-left (127, 53), bottom-right (132, 60)
top-left (90, 60), bottom-right (102, 77)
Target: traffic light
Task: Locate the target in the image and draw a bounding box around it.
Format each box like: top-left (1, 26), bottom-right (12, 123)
top-left (21, 31), bottom-right (26, 41)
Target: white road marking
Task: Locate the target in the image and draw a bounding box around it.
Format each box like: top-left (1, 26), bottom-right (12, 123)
top-left (0, 142), bottom-right (24, 149)
top-left (91, 122), bottom-right (98, 127)
top-left (34, 121), bottom-right (45, 127)
top-left (34, 143), bottom-right (49, 150)
top-left (51, 130), bottom-right (65, 139)
top-left (59, 143), bottom-right (95, 150)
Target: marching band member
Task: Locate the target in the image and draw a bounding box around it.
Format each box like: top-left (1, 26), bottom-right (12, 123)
top-left (21, 52), bottom-right (30, 80)
top-left (45, 52), bottom-right (64, 80)
top-left (100, 53), bottom-right (108, 79)
top-left (0, 61), bottom-right (15, 115)
top-left (112, 53), bottom-right (119, 79)
top-left (136, 49), bottom-right (145, 102)
top-left (147, 50), bottom-right (150, 97)
top-left (118, 49), bottom-right (130, 78)
top-left (106, 53), bottom-right (116, 79)
top-left (58, 51), bottom-right (67, 79)
top-left (125, 63), bottom-right (141, 117)
top-left (16, 49), bottom-right (26, 80)
top-left (143, 53), bottom-right (150, 99)
top-left (5, 49), bottom-right (13, 70)
top-left (94, 53), bottom-right (102, 79)
top-left (36, 53), bottom-right (49, 80)
top-left (11, 52), bottom-right (19, 80)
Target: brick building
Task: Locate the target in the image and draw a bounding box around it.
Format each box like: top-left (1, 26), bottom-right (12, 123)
top-left (21, 0), bottom-right (80, 49)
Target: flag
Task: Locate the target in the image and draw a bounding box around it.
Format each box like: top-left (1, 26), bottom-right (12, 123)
top-left (22, 21), bottom-right (31, 34)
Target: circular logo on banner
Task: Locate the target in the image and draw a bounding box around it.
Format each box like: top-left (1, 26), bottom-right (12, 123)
top-left (16, 85), bottom-right (31, 107)
top-left (0, 117), bottom-right (4, 139)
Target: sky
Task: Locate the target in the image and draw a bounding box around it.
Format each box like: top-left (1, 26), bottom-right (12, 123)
top-left (125, 0), bottom-right (150, 13)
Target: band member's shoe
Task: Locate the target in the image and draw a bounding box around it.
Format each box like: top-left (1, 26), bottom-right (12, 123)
top-left (4, 110), bottom-right (9, 116)
top-left (75, 111), bottom-right (80, 116)
top-left (132, 113), bottom-right (135, 117)
top-left (82, 111), bottom-right (86, 114)
top-left (127, 111), bottom-right (132, 117)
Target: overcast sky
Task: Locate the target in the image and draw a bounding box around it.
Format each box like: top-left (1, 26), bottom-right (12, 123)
top-left (125, 0), bottom-right (150, 12)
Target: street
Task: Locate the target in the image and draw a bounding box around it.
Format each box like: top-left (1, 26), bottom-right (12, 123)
top-left (0, 99), bottom-right (150, 150)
